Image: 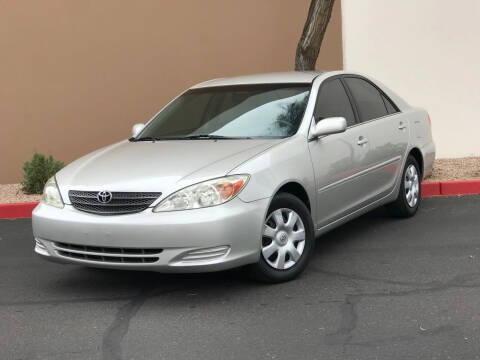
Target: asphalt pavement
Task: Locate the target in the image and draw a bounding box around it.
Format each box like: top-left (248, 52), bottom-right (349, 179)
top-left (1, 196), bottom-right (479, 360)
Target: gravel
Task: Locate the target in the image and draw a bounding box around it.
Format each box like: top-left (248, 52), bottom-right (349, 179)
top-left (426, 157), bottom-right (480, 181)
top-left (0, 157), bottom-right (478, 203)
top-left (0, 184), bottom-right (41, 204)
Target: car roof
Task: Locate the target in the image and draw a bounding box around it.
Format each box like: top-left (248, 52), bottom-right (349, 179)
top-left (190, 71), bottom-right (410, 110)
top-left (191, 71), bottom-right (324, 88)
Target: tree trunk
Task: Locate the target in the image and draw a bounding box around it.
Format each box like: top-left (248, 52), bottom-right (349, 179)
top-left (295, 0), bottom-right (335, 71)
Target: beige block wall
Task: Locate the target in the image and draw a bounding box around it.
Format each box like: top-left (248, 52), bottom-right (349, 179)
top-left (0, 0), bottom-right (342, 183)
top-left (342, 0), bottom-right (480, 158)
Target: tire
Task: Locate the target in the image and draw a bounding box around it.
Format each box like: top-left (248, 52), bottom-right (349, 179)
top-left (387, 155), bottom-right (422, 218)
top-left (247, 193), bottom-right (315, 283)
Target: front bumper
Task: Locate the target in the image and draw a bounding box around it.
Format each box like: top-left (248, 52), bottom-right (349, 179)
top-left (32, 197), bottom-right (270, 272)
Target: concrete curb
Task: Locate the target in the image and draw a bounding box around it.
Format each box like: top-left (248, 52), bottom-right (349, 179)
top-left (0, 180), bottom-right (479, 219)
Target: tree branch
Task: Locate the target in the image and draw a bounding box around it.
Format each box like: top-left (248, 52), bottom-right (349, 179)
top-left (295, 0), bottom-right (335, 71)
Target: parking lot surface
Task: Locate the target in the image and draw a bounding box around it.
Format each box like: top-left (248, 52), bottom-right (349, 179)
top-left (1, 196), bottom-right (479, 360)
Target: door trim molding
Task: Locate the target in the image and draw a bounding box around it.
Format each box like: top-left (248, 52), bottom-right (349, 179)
top-left (317, 155), bottom-right (401, 194)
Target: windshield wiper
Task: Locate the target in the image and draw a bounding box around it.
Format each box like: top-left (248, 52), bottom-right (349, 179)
top-left (130, 134), bottom-right (252, 142)
top-left (130, 136), bottom-right (161, 142)
top-left (182, 134), bottom-right (252, 140)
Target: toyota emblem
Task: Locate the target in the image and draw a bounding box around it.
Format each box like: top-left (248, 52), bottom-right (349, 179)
top-left (97, 190), bottom-right (113, 204)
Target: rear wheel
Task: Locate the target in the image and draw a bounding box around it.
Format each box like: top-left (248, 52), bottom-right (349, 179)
top-left (248, 193), bottom-right (315, 283)
top-left (387, 155), bottom-right (421, 217)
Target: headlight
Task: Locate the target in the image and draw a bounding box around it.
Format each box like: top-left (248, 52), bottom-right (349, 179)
top-left (153, 175), bottom-right (249, 212)
top-left (41, 176), bottom-right (64, 208)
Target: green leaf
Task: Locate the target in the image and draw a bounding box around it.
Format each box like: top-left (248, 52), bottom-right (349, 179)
top-left (21, 152), bottom-right (65, 194)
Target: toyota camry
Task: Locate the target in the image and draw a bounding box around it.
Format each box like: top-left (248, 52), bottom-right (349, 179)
top-left (33, 71), bottom-right (435, 282)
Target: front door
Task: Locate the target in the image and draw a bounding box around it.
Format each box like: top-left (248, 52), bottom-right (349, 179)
top-left (308, 78), bottom-right (368, 228)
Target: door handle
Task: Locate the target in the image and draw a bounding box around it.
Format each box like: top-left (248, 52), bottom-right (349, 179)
top-left (357, 136), bottom-right (368, 146)
top-left (398, 122), bottom-right (407, 130)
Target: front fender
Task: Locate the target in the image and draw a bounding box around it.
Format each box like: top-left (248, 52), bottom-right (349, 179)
top-left (230, 135), bottom-right (317, 221)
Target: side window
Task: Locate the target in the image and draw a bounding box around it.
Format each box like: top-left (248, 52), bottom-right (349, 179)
top-left (382, 94), bottom-right (398, 114)
top-left (314, 79), bottom-right (356, 127)
top-left (344, 77), bottom-right (388, 122)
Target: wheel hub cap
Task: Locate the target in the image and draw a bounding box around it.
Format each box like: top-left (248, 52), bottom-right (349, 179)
top-left (276, 231), bottom-right (289, 246)
top-left (405, 164), bottom-right (419, 208)
top-left (262, 208), bottom-right (306, 270)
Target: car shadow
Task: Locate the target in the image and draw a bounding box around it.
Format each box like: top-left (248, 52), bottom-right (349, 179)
top-left (313, 205), bottom-right (394, 255)
top-left (45, 206), bottom-right (398, 300)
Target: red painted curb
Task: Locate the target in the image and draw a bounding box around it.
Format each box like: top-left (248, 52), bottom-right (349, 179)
top-left (422, 180), bottom-right (480, 197)
top-left (421, 181), bottom-right (441, 196)
top-left (0, 180), bottom-right (479, 219)
top-left (440, 180), bottom-right (480, 196)
top-left (0, 202), bottom-right (39, 219)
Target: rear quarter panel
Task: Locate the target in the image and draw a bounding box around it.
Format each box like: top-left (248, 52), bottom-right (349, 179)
top-left (405, 107), bottom-right (436, 177)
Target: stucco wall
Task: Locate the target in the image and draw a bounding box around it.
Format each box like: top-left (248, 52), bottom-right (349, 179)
top-left (0, 0), bottom-right (342, 183)
top-left (342, 0), bottom-right (480, 158)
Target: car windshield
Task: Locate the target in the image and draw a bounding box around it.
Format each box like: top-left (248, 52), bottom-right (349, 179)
top-left (135, 83), bottom-right (311, 140)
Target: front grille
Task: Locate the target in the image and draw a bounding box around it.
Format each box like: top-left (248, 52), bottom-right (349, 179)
top-left (69, 190), bottom-right (161, 215)
top-left (54, 242), bottom-right (162, 264)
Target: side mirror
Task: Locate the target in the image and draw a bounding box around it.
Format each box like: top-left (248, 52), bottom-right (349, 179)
top-left (309, 117), bottom-right (347, 140)
top-left (131, 123), bottom-right (145, 138)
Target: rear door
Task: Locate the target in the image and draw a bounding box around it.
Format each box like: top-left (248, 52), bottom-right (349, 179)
top-left (343, 76), bottom-right (409, 203)
top-left (308, 78), bottom-right (370, 227)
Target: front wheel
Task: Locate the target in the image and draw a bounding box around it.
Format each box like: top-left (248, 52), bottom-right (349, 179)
top-left (247, 193), bottom-right (315, 283)
top-left (387, 155), bottom-right (421, 218)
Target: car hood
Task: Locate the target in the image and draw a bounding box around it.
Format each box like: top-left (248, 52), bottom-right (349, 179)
top-left (56, 139), bottom-right (282, 204)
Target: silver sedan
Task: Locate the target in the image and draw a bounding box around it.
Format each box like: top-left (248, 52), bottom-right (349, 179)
top-left (33, 71), bottom-right (435, 282)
